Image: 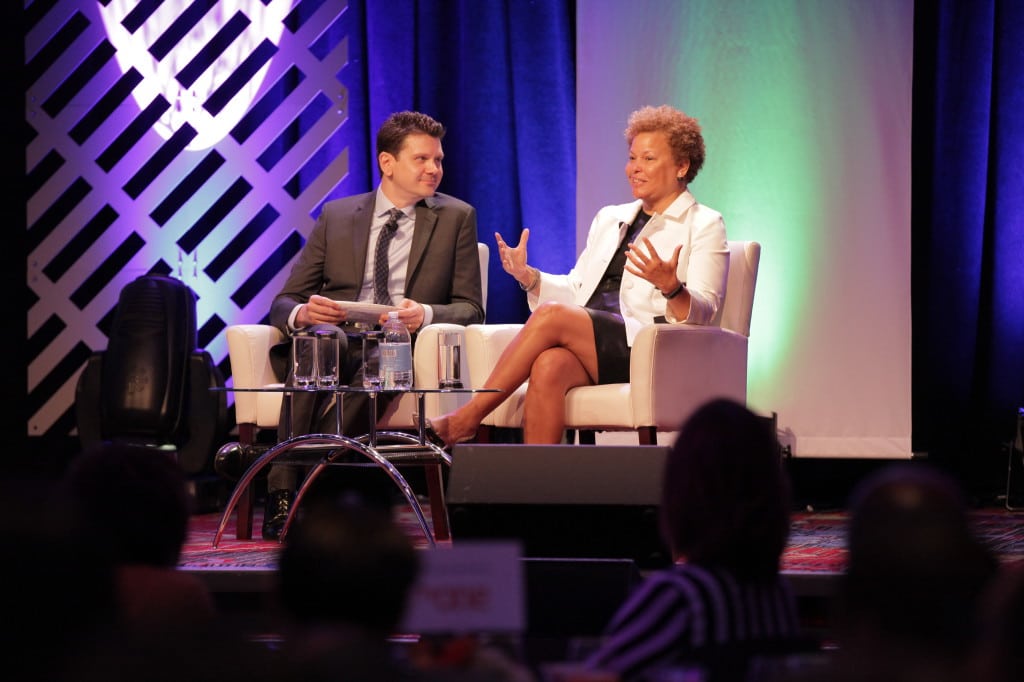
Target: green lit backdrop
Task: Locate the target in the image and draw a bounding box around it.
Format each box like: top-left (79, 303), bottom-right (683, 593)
top-left (577, 1), bottom-right (913, 457)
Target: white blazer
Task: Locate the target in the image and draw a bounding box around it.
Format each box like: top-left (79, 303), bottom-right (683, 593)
top-left (528, 190), bottom-right (728, 346)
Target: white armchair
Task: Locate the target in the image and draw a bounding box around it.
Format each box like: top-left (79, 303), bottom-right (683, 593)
top-left (219, 243), bottom-right (489, 539)
top-left (465, 240), bottom-right (760, 445)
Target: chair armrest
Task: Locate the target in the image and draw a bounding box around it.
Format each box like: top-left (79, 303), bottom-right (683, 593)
top-left (464, 324), bottom-right (523, 388)
top-left (464, 324), bottom-right (526, 427)
top-left (629, 323), bottom-right (748, 427)
top-left (226, 325), bottom-right (286, 425)
top-left (226, 325), bottom-right (286, 388)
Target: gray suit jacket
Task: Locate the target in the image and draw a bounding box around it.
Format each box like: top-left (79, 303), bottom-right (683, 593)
top-left (268, 190), bottom-right (485, 379)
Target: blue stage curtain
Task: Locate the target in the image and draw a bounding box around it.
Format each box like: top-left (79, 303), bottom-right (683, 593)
top-left (913, 0), bottom-right (1024, 491)
top-left (363, 0), bottom-right (577, 323)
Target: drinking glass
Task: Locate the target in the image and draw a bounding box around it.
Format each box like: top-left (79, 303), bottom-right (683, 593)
top-left (292, 332), bottom-right (317, 387)
top-left (315, 330), bottom-right (340, 388)
top-left (437, 331), bottom-right (463, 389)
top-left (362, 330), bottom-right (382, 389)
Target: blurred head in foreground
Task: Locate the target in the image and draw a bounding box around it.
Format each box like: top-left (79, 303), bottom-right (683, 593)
top-left (661, 398), bottom-right (791, 581)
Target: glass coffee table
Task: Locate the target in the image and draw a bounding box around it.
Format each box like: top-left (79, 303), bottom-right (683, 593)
top-left (211, 386), bottom-right (498, 548)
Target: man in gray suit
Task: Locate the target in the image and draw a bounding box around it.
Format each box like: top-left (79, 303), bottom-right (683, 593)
top-left (263, 111), bottom-right (484, 539)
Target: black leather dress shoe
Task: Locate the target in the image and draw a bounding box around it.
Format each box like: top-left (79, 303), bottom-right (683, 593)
top-left (214, 442), bottom-right (262, 481)
top-left (262, 489), bottom-right (295, 541)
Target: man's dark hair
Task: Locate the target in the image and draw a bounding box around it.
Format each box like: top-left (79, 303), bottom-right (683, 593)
top-left (376, 110), bottom-right (446, 163)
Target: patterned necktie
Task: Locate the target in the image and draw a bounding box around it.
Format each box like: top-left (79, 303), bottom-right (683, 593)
top-left (373, 208), bottom-right (403, 305)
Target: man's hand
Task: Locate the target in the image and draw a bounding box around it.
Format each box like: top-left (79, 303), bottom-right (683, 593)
top-left (380, 299), bottom-right (424, 332)
top-left (297, 295), bottom-right (344, 327)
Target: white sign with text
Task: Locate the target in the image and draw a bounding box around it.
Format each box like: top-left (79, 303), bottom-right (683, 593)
top-left (401, 541), bottom-right (525, 633)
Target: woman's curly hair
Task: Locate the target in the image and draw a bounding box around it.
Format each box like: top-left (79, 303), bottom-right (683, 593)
top-left (625, 105), bottom-right (706, 184)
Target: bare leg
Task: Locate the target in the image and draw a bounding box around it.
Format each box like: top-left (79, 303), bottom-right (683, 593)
top-left (432, 302), bottom-right (599, 445)
top-left (522, 346), bottom-right (592, 443)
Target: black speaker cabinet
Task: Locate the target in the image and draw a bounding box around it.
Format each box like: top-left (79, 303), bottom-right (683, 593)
top-left (447, 444), bottom-right (672, 569)
top-left (523, 557), bottom-right (642, 636)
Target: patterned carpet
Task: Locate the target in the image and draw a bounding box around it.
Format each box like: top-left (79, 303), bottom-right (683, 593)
top-left (180, 505), bottom-right (438, 570)
top-left (179, 506), bottom-right (1023, 578)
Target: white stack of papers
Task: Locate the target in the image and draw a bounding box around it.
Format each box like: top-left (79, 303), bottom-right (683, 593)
top-left (333, 300), bottom-right (399, 325)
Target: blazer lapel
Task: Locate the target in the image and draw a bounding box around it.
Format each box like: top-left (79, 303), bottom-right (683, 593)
top-left (407, 197), bottom-right (439, 286)
top-left (349, 194), bottom-right (376, 294)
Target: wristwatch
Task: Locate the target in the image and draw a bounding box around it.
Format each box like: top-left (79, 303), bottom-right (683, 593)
top-left (663, 281), bottom-right (685, 299)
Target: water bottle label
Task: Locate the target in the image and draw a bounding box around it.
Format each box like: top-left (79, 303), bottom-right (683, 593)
top-left (380, 342), bottom-right (413, 389)
top-left (380, 345), bottom-right (412, 371)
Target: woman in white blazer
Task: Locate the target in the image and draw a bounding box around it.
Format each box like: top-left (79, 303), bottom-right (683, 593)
top-left (429, 105), bottom-right (728, 446)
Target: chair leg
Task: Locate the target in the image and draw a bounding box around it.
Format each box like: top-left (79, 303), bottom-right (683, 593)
top-left (637, 427), bottom-right (657, 445)
top-left (236, 486), bottom-right (253, 540)
top-left (235, 423), bottom-right (257, 540)
top-left (424, 462), bottom-right (450, 541)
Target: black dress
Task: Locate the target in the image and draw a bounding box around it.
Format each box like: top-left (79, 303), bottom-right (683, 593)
top-left (583, 210), bottom-right (651, 384)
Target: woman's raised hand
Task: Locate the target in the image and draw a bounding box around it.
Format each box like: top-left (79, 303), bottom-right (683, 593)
top-left (625, 237), bottom-right (683, 294)
top-left (495, 228), bottom-right (532, 283)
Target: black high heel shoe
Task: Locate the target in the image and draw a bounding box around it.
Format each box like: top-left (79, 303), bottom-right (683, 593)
top-left (421, 417), bottom-right (449, 450)
top-left (413, 414), bottom-right (451, 451)
top-left (416, 415), bottom-right (475, 451)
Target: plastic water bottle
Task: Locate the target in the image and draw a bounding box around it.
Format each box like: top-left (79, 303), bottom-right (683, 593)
top-left (380, 311), bottom-right (413, 390)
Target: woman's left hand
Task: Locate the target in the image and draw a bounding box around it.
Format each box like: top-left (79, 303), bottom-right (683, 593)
top-left (625, 237), bottom-right (682, 293)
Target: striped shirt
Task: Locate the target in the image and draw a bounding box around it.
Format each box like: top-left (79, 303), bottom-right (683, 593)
top-left (584, 562), bottom-right (802, 681)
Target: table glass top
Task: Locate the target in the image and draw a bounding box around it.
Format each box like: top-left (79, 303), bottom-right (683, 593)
top-left (212, 385), bottom-right (500, 394)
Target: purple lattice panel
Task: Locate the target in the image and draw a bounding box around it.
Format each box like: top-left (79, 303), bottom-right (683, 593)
top-left (25, 0), bottom-right (362, 438)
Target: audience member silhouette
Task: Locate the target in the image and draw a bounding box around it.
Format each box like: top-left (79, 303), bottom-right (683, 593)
top-left (583, 398), bottom-right (806, 682)
top-left (1, 475), bottom-right (117, 682)
top-left (54, 442), bottom-right (287, 681)
top-left (275, 494), bottom-right (535, 681)
top-left (59, 441), bottom-right (217, 633)
top-left (967, 559), bottom-right (1024, 682)
top-left (822, 462), bottom-right (999, 682)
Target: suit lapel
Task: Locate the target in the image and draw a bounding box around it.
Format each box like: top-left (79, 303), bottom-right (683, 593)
top-left (349, 194), bottom-right (376, 293)
top-left (407, 197), bottom-right (439, 287)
